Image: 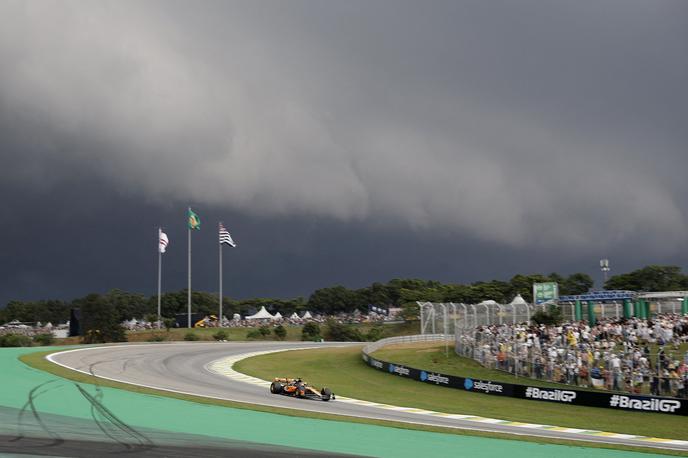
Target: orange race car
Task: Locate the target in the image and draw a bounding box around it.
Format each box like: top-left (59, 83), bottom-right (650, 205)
top-left (269, 377), bottom-right (334, 401)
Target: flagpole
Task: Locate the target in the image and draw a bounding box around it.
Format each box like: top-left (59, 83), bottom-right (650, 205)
top-left (157, 228), bottom-right (162, 330)
top-left (219, 222), bottom-right (223, 328)
top-left (188, 208), bottom-right (192, 329)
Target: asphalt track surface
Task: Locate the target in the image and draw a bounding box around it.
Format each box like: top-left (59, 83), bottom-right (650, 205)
top-left (50, 341), bottom-right (688, 452)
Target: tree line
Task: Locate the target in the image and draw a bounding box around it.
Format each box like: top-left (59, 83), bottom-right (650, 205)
top-left (1, 265), bottom-right (686, 325)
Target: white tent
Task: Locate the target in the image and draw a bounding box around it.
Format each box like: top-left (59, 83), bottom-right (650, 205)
top-left (245, 306), bottom-right (274, 320)
top-left (301, 311), bottom-right (313, 320)
top-left (509, 294), bottom-right (528, 306)
top-left (478, 300), bottom-right (500, 306)
top-left (289, 312), bottom-right (300, 320)
top-left (273, 312), bottom-right (283, 320)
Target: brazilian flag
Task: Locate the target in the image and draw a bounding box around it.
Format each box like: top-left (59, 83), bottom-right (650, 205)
top-left (188, 208), bottom-right (201, 230)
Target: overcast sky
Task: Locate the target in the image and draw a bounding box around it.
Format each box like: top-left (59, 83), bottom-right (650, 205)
top-left (1, 0), bottom-right (687, 305)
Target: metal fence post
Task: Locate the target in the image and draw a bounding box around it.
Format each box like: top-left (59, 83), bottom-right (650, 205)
top-left (440, 303), bottom-right (448, 357)
top-left (469, 304), bottom-right (477, 328)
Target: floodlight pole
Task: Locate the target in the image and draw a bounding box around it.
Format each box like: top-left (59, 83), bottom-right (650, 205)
top-left (600, 258), bottom-right (610, 288)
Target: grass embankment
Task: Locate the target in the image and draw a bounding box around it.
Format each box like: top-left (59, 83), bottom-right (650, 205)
top-left (374, 343), bottom-right (590, 391)
top-left (21, 349), bottom-right (685, 456)
top-left (377, 342), bottom-right (688, 395)
top-left (236, 344), bottom-right (688, 442)
top-left (53, 321), bottom-right (419, 345)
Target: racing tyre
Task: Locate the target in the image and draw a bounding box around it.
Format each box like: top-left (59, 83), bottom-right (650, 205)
top-left (321, 387), bottom-right (332, 401)
top-left (270, 381), bottom-right (283, 394)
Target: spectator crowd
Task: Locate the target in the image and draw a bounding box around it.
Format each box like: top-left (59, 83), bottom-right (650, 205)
top-left (456, 314), bottom-right (688, 398)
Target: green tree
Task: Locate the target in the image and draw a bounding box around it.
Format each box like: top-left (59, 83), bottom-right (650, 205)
top-left (184, 331), bottom-right (200, 341)
top-left (398, 287), bottom-right (444, 304)
top-left (1, 300), bottom-right (69, 324)
top-left (33, 333), bottom-right (55, 346)
top-left (386, 279), bottom-right (441, 306)
top-left (400, 301), bottom-right (420, 321)
top-left (324, 319), bottom-right (363, 342)
top-left (364, 324), bottom-right (384, 342)
top-left (301, 322), bottom-right (321, 341)
top-left (213, 329), bottom-right (229, 341)
top-left (74, 293), bottom-right (127, 344)
top-left (547, 272), bottom-right (565, 285)
top-left (355, 282), bottom-right (392, 310)
top-left (163, 317), bottom-right (176, 331)
top-left (104, 289), bottom-right (149, 320)
top-left (191, 291), bottom-right (220, 316)
top-left (0, 334), bottom-right (33, 347)
top-left (605, 265), bottom-right (688, 291)
top-left (468, 281), bottom-right (512, 303)
top-left (307, 286), bottom-right (357, 314)
top-left (561, 273), bottom-right (594, 296)
top-left (273, 325), bottom-right (287, 340)
top-left (509, 274), bottom-right (549, 303)
top-left (440, 284), bottom-right (473, 303)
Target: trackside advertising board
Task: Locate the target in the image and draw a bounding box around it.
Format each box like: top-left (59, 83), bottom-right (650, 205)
top-left (361, 353), bottom-right (687, 415)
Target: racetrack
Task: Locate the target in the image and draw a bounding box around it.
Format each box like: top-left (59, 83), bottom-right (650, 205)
top-left (49, 342), bottom-right (688, 452)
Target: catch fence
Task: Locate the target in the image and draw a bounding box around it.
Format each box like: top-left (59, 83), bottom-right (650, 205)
top-left (455, 327), bottom-right (686, 397)
top-left (418, 301), bottom-right (687, 398)
top-left (418, 301), bottom-right (533, 334)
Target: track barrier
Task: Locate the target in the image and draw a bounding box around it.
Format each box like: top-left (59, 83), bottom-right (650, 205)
top-left (362, 335), bottom-right (687, 416)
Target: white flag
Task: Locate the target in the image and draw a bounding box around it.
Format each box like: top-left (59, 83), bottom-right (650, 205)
top-left (219, 223), bottom-right (236, 247)
top-left (159, 230), bottom-right (169, 253)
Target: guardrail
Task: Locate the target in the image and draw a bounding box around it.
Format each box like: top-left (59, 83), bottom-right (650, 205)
top-left (361, 334), bottom-right (687, 416)
top-left (362, 334), bottom-right (451, 355)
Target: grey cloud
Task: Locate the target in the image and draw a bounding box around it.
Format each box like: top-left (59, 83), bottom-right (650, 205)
top-left (1, 0), bottom-right (686, 256)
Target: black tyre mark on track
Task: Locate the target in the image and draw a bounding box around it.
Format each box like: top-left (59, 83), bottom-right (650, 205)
top-left (13, 380), bottom-right (64, 446)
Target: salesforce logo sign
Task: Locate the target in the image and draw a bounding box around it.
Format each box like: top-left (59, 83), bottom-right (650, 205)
top-left (392, 365), bottom-right (410, 376)
top-left (388, 363), bottom-right (410, 376)
top-left (464, 378), bottom-right (504, 394)
top-left (420, 370), bottom-right (449, 385)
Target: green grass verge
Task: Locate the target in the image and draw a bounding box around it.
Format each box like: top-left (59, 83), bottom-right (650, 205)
top-left (235, 345), bottom-right (688, 443)
top-left (19, 347), bottom-right (687, 456)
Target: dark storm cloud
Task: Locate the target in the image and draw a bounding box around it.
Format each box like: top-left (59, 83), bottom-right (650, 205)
top-left (1, 1), bottom-right (687, 303)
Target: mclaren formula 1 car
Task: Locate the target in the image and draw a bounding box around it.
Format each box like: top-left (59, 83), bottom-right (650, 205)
top-left (269, 378), bottom-right (334, 401)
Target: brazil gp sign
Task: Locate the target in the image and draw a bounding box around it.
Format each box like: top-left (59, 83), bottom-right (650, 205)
top-left (361, 352), bottom-right (687, 415)
top-left (533, 282), bottom-right (559, 304)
